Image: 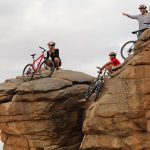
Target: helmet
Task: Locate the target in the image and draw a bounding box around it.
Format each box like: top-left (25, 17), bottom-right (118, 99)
top-left (109, 52), bottom-right (117, 56)
top-left (139, 4), bottom-right (147, 9)
top-left (47, 41), bottom-right (55, 46)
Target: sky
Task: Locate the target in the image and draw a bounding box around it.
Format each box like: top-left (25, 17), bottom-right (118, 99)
top-left (0, 0), bottom-right (150, 148)
top-left (0, 0), bottom-right (150, 83)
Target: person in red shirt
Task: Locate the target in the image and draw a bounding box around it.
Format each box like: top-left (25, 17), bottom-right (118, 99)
top-left (101, 52), bottom-right (121, 73)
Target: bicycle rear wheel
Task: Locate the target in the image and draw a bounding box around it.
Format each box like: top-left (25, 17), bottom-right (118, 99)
top-left (120, 41), bottom-right (136, 59)
top-left (39, 60), bottom-right (55, 78)
top-left (85, 79), bottom-right (97, 100)
top-left (22, 64), bottom-right (35, 82)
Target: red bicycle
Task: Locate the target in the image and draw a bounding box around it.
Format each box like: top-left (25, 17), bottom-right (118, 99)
top-left (22, 46), bottom-right (55, 82)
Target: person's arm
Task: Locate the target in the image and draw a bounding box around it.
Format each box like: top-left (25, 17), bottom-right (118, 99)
top-left (46, 51), bottom-right (50, 60)
top-left (55, 49), bottom-right (60, 58)
top-left (122, 12), bottom-right (138, 19)
top-left (101, 61), bottom-right (112, 70)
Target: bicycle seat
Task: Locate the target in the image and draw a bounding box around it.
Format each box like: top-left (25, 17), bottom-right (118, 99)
top-left (132, 30), bottom-right (138, 34)
top-left (30, 54), bottom-right (36, 57)
top-left (144, 23), bottom-right (150, 25)
top-left (132, 28), bottom-right (148, 34)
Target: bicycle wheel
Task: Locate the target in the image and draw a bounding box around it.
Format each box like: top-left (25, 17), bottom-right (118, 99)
top-left (120, 41), bottom-right (136, 59)
top-left (39, 60), bottom-right (55, 78)
top-left (22, 64), bottom-right (35, 82)
top-left (85, 79), bottom-right (97, 100)
top-left (94, 81), bottom-right (104, 101)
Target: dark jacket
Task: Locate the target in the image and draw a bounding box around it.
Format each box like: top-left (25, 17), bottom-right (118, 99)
top-left (47, 49), bottom-right (61, 66)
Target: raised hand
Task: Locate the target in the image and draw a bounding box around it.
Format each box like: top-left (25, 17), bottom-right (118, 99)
top-left (122, 12), bottom-right (127, 16)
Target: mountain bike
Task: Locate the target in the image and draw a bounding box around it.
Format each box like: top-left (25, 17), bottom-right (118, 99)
top-left (121, 24), bottom-right (150, 59)
top-left (22, 46), bottom-right (55, 82)
top-left (85, 67), bottom-right (109, 101)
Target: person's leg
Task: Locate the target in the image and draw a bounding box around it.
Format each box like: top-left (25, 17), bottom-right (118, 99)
top-left (54, 57), bottom-right (61, 69)
top-left (105, 64), bottom-right (113, 73)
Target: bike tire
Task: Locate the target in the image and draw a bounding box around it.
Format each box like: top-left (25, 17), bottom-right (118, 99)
top-left (94, 81), bottom-right (104, 101)
top-left (120, 41), bottom-right (136, 59)
top-left (22, 64), bottom-right (35, 82)
top-left (39, 60), bottom-right (55, 78)
top-left (85, 79), bottom-right (97, 100)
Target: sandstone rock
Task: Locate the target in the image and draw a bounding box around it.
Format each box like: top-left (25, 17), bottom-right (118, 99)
top-left (0, 78), bottom-right (22, 94)
top-left (80, 135), bottom-right (124, 149)
top-left (12, 84), bottom-right (88, 102)
top-left (52, 69), bottom-right (94, 84)
top-left (0, 70), bottom-right (93, 150)
top-left (17, 78), bottom-right (73, 94)
top-left (81, 28), bottom-right (150, 150)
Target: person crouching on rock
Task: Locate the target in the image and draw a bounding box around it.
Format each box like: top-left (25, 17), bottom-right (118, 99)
top-left (47, 41), bottom-right (61, 70)
top-left (100, 52), bottom-right (121, 73)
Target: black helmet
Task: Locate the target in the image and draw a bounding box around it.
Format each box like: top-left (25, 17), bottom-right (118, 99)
top-left (47, 41), bottom-right (55, 46)
top-left (109, 52), bottom-right (117, 56)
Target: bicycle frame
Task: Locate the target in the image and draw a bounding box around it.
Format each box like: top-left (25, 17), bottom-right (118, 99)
top-left (97, 69), bottom-right (108, 79)
top-left (32, 53), bottom-right (44, 72)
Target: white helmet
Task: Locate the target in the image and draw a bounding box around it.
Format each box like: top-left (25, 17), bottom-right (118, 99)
top-left (109, 52), bottom-right (117, 56)
top-left (139, 4), bottom-right (147, 9)
top-left (47, 41), bottom-right (55, 46)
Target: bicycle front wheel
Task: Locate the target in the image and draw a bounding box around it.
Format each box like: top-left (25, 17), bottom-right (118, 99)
top-left (85, 79), bottom-right (97, 100)
top-left (94, 81), bottom-right (104, 101)
top-left (39, 60), bottom-right (55, 78)
top-left (22, 64), bottom-right (35, 82)
top-left (120, 41), bottom-right (136, 59)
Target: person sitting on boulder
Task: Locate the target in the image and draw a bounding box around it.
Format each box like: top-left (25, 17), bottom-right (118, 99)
top-left (100, 52), bottom-right (121, 73)
top-left (47, 41), bottom-right (61, 70)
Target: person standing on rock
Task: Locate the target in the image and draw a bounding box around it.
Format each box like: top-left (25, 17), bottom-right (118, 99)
top-left (122, 4), bottom-right (150, 36)
top-left (47, 41), bottom-right (61, 70)
top-left (100, 52), bottom-right (121, 73)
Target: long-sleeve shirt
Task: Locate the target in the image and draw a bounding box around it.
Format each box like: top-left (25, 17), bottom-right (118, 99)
top-left (127, 13), bottom-right (150, 30)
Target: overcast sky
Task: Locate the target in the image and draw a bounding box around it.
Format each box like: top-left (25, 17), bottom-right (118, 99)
top-left (0, 0), bottom-right (150, 84)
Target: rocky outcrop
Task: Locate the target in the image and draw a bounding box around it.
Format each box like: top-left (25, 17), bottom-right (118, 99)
top-left (1, 29), bottom-right (150, 150)
top-left (80, 28), bottom-right (150, 150)
top-left (0, 70), bottom-right (93, 150)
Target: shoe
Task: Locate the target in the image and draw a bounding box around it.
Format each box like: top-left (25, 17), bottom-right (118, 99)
top-left (56, 67), bottom-right (61, 70)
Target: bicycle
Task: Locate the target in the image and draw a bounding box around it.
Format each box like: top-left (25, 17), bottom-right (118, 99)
top-left (121, 24), bottom-right (150, 59)
top-left (85, 67), bottom-right (109, 101)
top-left (22, 46), bottom-right (55, 82)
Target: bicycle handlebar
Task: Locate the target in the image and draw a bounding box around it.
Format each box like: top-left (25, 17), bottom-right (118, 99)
top-left (96, 67), bottom-right (103, 74)
top-left (96, 66), bottom-right (102, 70)
top-left (39, 46), bottom-right (47, 52)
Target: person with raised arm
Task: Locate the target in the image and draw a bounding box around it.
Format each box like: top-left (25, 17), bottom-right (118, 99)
top-left (122, 4), bottom-right (150, 36)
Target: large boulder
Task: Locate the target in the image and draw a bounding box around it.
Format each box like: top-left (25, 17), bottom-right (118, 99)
top-left (80, 28), bottom-right (150, 150)
top-left (0, 70), bottom-right (93, 150)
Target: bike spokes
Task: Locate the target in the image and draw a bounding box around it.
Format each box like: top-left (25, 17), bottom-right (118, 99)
top-left (94, 83), bottom-right (103, 101)
top-left (121, 41), bottom-right (136, 59)
top-left (39, 60), bottom-right (55, 78)
top-left (85, 75), bottom-right (105, 101)
top-left (22, 64), bottom-right (34, 82)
